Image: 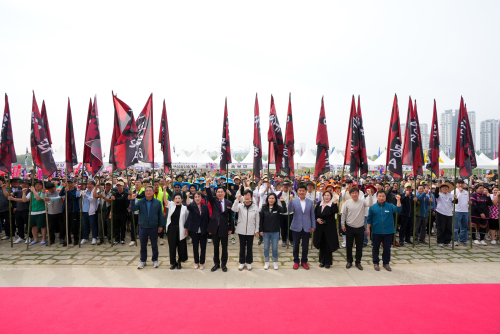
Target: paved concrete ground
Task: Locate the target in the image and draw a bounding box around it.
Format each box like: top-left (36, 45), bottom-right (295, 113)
top-left (1, 233), bottom-right (499, 288)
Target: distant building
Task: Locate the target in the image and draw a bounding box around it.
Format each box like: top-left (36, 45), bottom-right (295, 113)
top-left (440, 109), bottom-right (476, 157)
top-left (480, 119), bottom-right (500, 158)
top-left (400, 123), bottom-right (428, 150)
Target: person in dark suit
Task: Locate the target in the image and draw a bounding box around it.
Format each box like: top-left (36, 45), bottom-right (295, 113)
top-left (205, 179), bottom-right (234, 272)
top-left (185, 191), bottom-right (210, 270)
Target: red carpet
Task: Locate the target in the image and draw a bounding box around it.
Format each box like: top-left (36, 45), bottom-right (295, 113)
top-left (1, 285), bottom-right (498, 333)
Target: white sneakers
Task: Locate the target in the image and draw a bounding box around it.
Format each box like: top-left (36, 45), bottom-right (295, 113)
top-left (474, 240), bottom-right (480, 245)
top-left (273, 262), bottom-right (279, 270)
top-left (246, 264), bottom-right (252, 271)
top-left (137, 262), bottom-right (146, 269)
top-left (208, 239), bottom-right (212, 243)
top-left (264, 262), bottom-right (270, 270)
top-left (491, 240), bottom-right (497, 245)
top-left (341, 242), bottom-right (346, 248)
top-left (129, 241), bottom-right (136, 246)
top-left (153, 261), bottom-right (159, 268)
top-left (13, 237), bottom-right (25, 244)
top-left (1, 236), bottom-right (9, 240)
top-left (80, 239), bottom-right (88, 245)
top-left (480, 240), bottom-right (487, 246)
top-left (159, 238), bottom-right (165, 245)
top-left (238, 264), bottom-right (245, 271)
top-left (91, 238), bottom-right (97, 245)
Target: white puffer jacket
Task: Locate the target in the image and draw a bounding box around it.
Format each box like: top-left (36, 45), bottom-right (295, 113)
top-left (231, 198), bottom-right (260, 235)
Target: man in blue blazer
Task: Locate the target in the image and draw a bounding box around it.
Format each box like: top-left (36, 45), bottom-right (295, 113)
top-left (289, 183), bottom-right (316, 270)
top-left (130, 185), bottom-right (164, 270)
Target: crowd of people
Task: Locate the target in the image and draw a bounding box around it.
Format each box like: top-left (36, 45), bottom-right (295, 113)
top-left (0, 168), bottom-right (498, 272)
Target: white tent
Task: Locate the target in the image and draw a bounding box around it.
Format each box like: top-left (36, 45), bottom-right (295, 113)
top-left (330, 150), bottom-right (346, 167)
top-left (296, 145), bottom-right (316, 166)
top-left (186, 146), bottom-right (213, 163)
top-left (479, 153), bottom-right (496, 167)
top-left (241, 151), bottom-right (253, 164)
top-left (52, 145), bottom-right (65, 163)
top-left (172, 151), bottom-right (189, 163)
top-left (369, 151), bottom-right (387, 168)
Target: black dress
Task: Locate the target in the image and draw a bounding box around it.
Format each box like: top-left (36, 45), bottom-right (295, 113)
top-left (313, 203), bottom-right (339, 266)
top-left (167, 205), bottom-right (188, 265)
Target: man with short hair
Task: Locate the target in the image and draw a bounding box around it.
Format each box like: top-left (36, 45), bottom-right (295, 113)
top-left (130, 185), bottom-right (163, 269)
top-left (111, 182), bottom-right (128, 245)
top-left (367, 190), bottom-right (401, 271)
top-left (8, 179), bottom-right (31, 244)
top-left (454, 179), bottom-right (470, 246)
top-left (341, 186), bottom-right (373, 270)
top-left (45, 182), bottom-right (64, 245)
top-left (81, 180), bottom-right (98, 245)
top-left (398, 183), bottom-right (414, 246)
top-left (276, 180), bottom-right (296, 247)
top-left (289, 183), bottom-right (315, 270)
top-left (414, 184), bottom-right (432, 245)
top-left (434, 182), bottom-right (456, 247)
top-left (25, 180), bottom-right (50, 245)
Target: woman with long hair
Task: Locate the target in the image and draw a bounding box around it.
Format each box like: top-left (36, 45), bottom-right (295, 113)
top-left (313, 190), bottom-right (339, 268)
top-left (259, 193), bottom-right (287, 270)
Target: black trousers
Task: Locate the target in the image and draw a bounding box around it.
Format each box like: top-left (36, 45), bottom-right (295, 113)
top-left (0, 210), bottom-right (11, 236)
top-left (319, 232), bottom-right (333, 266)
top-left (130, 213), bottom-right (138, 242)
top-left (436, 212), bottom-right (452, 244)
top-left (238, 234), bottom-right (254, 264)
top-left (97, 208), bottom-right (111, 241)
top-left (190, 231), bottom-right (207, 264)
top-left (48, 213), bottom-right (64, 243)
top-left (280, 214), bottom-right (293, 243)
top-left (16, 210), bottom-right (29, 239)
top-left (338, 214), bottom-right (345, 236)
top-left (345, 225), bottom-right (364, 264)
top-left (372, 233), bottom-right (392, 265)
top-left (212, 231), bottom-right (228, 266)
top-left (292, 229), bottom-right (310, 264)
top-left (70, 212), bottom-right (80, 243)
top-left (167, 224), bottom-right (188, 265)
top-left (398, 215), bottom-right (413, 243)
top-left (113, 213), bottom-right (127, 242)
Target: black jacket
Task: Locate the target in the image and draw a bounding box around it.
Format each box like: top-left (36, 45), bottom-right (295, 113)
top-left (313, 203), bottom-right (339, 251)
top-left (259, 201), bottom-right (286, 233)
top-left (205, 187), bottom-right (234, 237)
top-left (400, 191), bottom-right (414, 217)
top-left (185, 202), bottom-right (210, 235)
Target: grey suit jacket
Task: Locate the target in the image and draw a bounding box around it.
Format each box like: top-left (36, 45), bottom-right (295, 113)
top-left (289, 198), bottom-right (316, 233)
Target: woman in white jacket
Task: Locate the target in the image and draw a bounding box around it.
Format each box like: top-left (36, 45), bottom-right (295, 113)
top-left (165, 193), bottom-right (189, 270)
top-left (232, 189), bottom-right (260, 271)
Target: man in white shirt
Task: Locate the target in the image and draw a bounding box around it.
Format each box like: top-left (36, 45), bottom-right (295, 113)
top-left (454, 179), bottom-right (469, 246)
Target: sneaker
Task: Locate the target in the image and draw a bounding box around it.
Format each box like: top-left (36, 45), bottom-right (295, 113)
top-left (273, 262), bottom-right (278, 270)
top-left (445, 243), bottom-right (452, 248)
top-left (438, 243), bottom-right (444, 247)
top-left (258, 240), bottom-right (263, 245)
top-left (91, 238), bottom-right (97, 245)
top-left (264, 262), bottom-right (269, 270)
top-left (454, 242), bottom-right (460, 247)
top-left (13, 237), bottom-right (24, 244)
top-left (153, 261), bottom-right (159, 268)
top-left (97, 240), bottom-right (103, 246)
top-left (208, 239), bottom-right (212, 243)
top-left (341, 242), bottom-right (346, 248)
top-left (129, 241), bottom-right (136, 246)
top-left (246, 264), bottom-right (252, 271)
top-left (486, 235), bottom-right (491, 241)
top-left (1, 236), bottom-right (9, 240)
top-left (281, 242), bottom-right (286, 247)
top-left (480, 240), bottom-right (487, 246)
top-left (80, 239), bottom-right (88, 245)
top-left (231, 238), bottom-right (236, 244)
top-left (491, 240), bottom-right (497, 245)
top-left (113, 241), bottom-right (119, 245)
top-left (460, 241), bottom-right (468, 246)
top-left (148, 240), bottom-right (151, 246)
top-left (420, 240), bottom-right (428, 245)
top-left (199, 264), bottom-right (204, 270)
top-left (137, 262), bottom-right (146, 269)
top-left (301, 263), bottom-right (310, 270)
top-left (120, 240), bottom-right (125, 245)
top-left (238, 264), bottom-right (245, 271)
top-left (159, 238), bottom-right (165, 245)
top-left (473, 240), bottom-right (480, 245)
top-left (25, 238), bottom-right (32, 244)
top-left (293, 263), bottom-right (299, 270)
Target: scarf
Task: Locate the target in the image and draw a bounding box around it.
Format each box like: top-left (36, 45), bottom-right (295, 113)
top-left (320, 200), bottom-right (332, 212)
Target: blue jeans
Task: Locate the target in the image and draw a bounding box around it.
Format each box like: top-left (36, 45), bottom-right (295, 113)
top-left (82, 212), bottom-right (89, 239)
top-left (363, 216), bottom-right (369, 245)
top-left (139, 227), bottom-right (158, 262)
top-left (263, 232), bottom-right (279, 262)
top-left (89, 214), bottom-right (97, 239)
top-left (454, 212), bottom-right (469, 242)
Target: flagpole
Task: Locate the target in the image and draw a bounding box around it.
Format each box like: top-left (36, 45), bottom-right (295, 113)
top-left (100, 182), bottom-right (105, 245)
top-left (428, 170), bottom-right (432, 249)
top-left (111, 166), bottom-right (114, 247)
top-left (393, 180), bottom-right (400, 248)
top-left (43, 177), bottom-right (50, 247)
top-left (79, 166), bottom-right (84, 248)
top-left (413, 177), bottom-right (417, 248)
top-left (26, 168), bottom-right (34, 250)
top-left (340, 165), bottom-right (345, 248)
top-left (65, 166), bottom-right (69, 249)
top-left (468, 176), bottom-right (472, 248)
top-left (452, 167), bottom-right (457, 250)
top-left (7, 173), bottom-right (13, 248)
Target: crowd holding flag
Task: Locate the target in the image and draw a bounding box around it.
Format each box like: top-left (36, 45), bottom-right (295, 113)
top-left (65, 98), bottom-right (78, 173)
top-left (159, 99), bottom-right (172, 173)
top-left (426, 99), bottom-right (440, 176)
top-left (252, 94), bottom-right (262, 181)
top-left (83, 96), bottom-right (103, 175)
top-left (219, 98), bottom-right (231, 174)
top-left (110, 94), bottom-right (138, 171)
top-left (314, 96), bottom-right (329, 178)
top-left (267, 95), bottom-right (284, 173)
top-left (0, 94), bottom-right (17, 174)
top-left (283, 93), bottom-right (295, 177)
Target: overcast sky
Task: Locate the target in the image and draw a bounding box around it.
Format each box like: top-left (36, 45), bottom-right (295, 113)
top-left (1, 0), bottom-right (499, 158)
